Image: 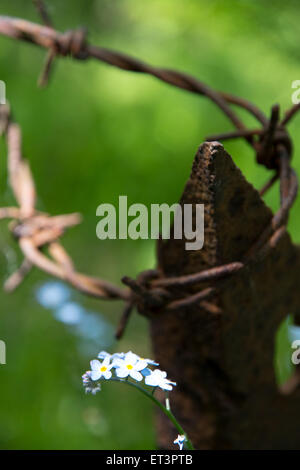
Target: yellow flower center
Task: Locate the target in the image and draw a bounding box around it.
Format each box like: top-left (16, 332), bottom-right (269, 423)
top-left (100, 366), bottom-right (107, 372)
top-left (126, 364), bottom-right (133, 370)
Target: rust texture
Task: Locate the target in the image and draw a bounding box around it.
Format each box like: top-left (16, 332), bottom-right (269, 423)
top-left (151, 142), bottom-right (300, 449)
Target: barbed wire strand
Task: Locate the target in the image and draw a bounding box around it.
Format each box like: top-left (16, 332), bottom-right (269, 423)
top-left (0, 14), bottom-right (298, 339)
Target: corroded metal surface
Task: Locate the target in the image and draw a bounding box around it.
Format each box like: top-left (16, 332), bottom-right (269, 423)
top-left (151, 142), bottom-right (300, 449)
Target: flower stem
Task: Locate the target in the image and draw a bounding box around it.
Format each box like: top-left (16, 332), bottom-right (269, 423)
top-left (165, 392), bottom-right (171, 411)
top-left (109, 378), bottom-right (194, 450)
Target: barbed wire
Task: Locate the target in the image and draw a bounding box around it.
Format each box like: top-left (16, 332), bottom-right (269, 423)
top-left (0, 10), bottom-right (299, 338)
top-left (0, 104), bottom-right (129, 301)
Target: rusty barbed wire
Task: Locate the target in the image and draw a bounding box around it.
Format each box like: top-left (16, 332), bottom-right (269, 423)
top-left (0, 104), bottom-right (129, 302)
top-left (0, 13), bottom-right (299, 338)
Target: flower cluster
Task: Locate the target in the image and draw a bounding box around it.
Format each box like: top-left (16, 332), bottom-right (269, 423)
top-left (82, 350), bottom-right (176, 394)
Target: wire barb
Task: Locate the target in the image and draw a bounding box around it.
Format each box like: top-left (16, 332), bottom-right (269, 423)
top-left (0, 104), bottom-right (129, 302)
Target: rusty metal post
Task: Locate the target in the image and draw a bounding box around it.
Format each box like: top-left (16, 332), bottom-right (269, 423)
top-left (150, 142), bottom-right (300, 449)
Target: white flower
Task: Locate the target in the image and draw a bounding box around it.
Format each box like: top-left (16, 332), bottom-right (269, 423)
top-left (111, 352), bottom-right (126, 364)
top-left (98, 350), bottom-right (157, 366)
top-left (140, 357), bottom-right (159, 366)
top-left (90, 357), bottom-right (113, 380)
top-left (97, 351), bottom-right (111, 360)
top-left (114, 351), bottom-right (148, 382)
top-left (129, 351), bottom-right (158, 366)
top-left (145, 369), bottom-right (176, 391)
top-left (97, 351), bottom-right (126, 364)
top-left (174, 434), bottom-right (186, 450)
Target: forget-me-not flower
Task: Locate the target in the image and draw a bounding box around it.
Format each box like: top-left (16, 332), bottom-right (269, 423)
top-left (145, 369), bottom-right (176, 391)
top-left (114, 351), bottom-right (148, 382)
top-left (90, 356), bottom-right (113, 381)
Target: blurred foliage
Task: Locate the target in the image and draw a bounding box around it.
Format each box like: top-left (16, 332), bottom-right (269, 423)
top-left (0, 0), bottom-right (299, 449)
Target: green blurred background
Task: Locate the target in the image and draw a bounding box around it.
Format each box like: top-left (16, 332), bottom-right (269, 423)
top-left (0, 0), bottom-right (299, 449)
